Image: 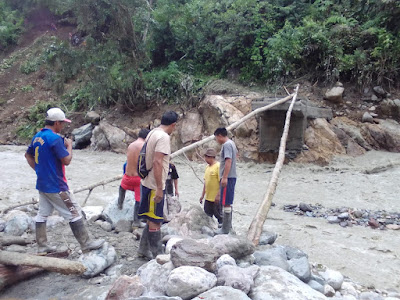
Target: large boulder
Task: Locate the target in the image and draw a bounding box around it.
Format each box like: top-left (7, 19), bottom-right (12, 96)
top-left (295, 118), bottom-right (346, 165)
top-left (208, 234), bottom-right (255, 260)
top-left (319, 268), bottom-right (344, 291)
top-left (288, 256), bottom-right (311, 282)
top-left (253, 247), bottom-right (290, 271)
top-left (79, 242), bottom-right (117, 278)
top-left (179, 112), bottom-right (203, 144)
top-left (137, 260), bottom-right (175, 296)
top-left (249, 266), bottom-right (328, 300)
top-left (162, 206), bottom-right (216, 238)
top-left (170, 239), bottom-right (220, 272)
top-left (362, 119), bottom-right (400, 152)
top-left (102, 193), bottom-right (135, 225)
top-left (91, 121), bottom-right (128, 153)
top-left (4, 210), bottom-right (33, 236)
top-left (85, 111), bottom-right (101, 125)
top-left (166, 266), bottom-right (217, 300)
top-left (72, 123), bottom-right (93, 149)
top-left (199, 95), bottom-right (257, 138)
top-left (217, 264), bottom-right (260, 294)
top-left (192, 286), bottom-right (251, 300)
top-left (105, 275), bottom-right (144, 300)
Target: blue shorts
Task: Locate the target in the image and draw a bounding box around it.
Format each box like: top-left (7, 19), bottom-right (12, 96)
top-left (220, 178), bottom-right (236, 206)
top-left (138, 185), bottom-right (165, 223)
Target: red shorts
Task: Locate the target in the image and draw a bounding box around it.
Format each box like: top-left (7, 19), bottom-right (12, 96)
top-left (121, 174), bottom-right (141, 202)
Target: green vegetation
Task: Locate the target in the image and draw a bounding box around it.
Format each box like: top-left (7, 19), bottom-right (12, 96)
top-left (20, 84), bottom-right (34, 92)
top-left (4, 0), bottom-right (400, 112)
top-left (0, 1), bottom-right (24, 50)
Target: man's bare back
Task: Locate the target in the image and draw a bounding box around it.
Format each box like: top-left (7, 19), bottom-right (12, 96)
top-left (125, 138), bottom-right (145, 177)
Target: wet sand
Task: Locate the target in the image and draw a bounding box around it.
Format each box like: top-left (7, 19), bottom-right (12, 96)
top-left (1, 145), bottom-right (399, 290)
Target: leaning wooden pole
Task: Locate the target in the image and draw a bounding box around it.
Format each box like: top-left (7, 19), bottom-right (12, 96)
top-left (247, 85), bottom-right (300, 246)
top-left (0, 251), bottom-right (86, 275)
top-left (73, 93), bottom-right (295, 195)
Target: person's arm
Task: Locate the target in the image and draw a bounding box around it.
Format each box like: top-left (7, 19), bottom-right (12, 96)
top-left (199, 183), bottom-right (205, 204)
top-left (220, 158), bottom-right (232, 188)
top-left (60, 138), bottom-right (73, 166)
top-left (173, 178), bottom-right (179, 197)
top-left (25, 152), bottom-right (35, 170)
top-left (153, 151), bottom-right (165, 203)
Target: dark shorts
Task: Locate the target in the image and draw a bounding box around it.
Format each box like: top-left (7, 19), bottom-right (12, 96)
top-left (220, 178), bottom-right (236, 206)
top-left (138, 185), bottom-right (165, 223)
top-left (120, 174), bottom-right (141, 202)
top-left (204, 200), bottom-right (222, 223)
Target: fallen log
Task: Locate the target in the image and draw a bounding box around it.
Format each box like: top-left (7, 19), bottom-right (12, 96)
top-left (72, 94), bottom-right (295, 195)
top-left (0, 251), bottom-right (69, 291)
top-left (0, 236), bottom-right (33, 247)
top-left (0, 250), bottom-right (86, 275)
top-left (247, 85), bottom-right (300, 246)
top-left (0, 199), bottom-right (38, 216)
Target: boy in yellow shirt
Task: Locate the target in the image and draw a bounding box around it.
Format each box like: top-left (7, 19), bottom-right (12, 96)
top-left (199, 148), bottom-right (222, 224)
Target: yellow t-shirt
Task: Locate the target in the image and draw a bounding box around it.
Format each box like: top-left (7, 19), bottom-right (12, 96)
top-left (204, 162), bottom-right (220, 202)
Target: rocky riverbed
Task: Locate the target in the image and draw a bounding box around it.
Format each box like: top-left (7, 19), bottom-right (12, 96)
top-left (0, 145), bottom-right (399, 299)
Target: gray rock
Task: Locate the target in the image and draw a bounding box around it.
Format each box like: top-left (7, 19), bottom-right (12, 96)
top-left (137, 260), bottom-right (175, 296)
top-left (324, 284), bottom-right (336, 297)
top-left (217, 264), bottom-right (259, 294)
top-left (200, 225), bottom-right (214, 237)
top-left (90, 121), bottom-right (127, 153)
top-left (373, 86), bottom-right (387, 97)
top-left (85, 111), bottom-right (101, 125)
top-left (4, 210), bottom-right (33, 236)
top-left (282, 245), bottom-right (308, 260)
top-left (72, 123), bottom-right (93, 149)
top-left (288, 256), bottom-right (311, 282)
top-left (249, 266), bottom-right (327, 300)
top-left (179, 112), bottom-right (203, 144)
top-left (105, 275), bottom-right (144, 300)
top-left (237, 254), bottom-right (255, 268)
top-left (340, 281), bottom-right (358, 297)
top-left (163, 195), bottom-right (182, 223)
top-left (105, 264), bottom-right (123, 278)
top-left (319, 268), bottom-right (344, 291)
top-left (166, 266), bottom-right (217, 300)
top-left (163, 206), bottom-right (217, 238)
top-left (170, 239), bottom-right (219, 272)
top-left (102, 193), bottom-right (135, 225)
top-left (0, 219), bottom-right (5, 232)
top-left (192, 286), bottom-right (251, 300)
top-left (371, 94), bottom-right (379, 102)
top-left (325, 86), bottom-right (345, 103)
top-left (327, 216), bottom-right (340, 224)
top-left (353, 210), bottom-right (363, 218)
top-left (101, 221), bottom-right (113, 232)
top-left (208, 234), bottom-right (255, 260)
top-left (338, 212), bottom-right (349, 220)
top-left (216, 254), bottom-right (236, 270)
top-left (259, 231), bottom-right (278, 245)
top-left (253, 247), bottom-right (290, 271)
top-left (359, 291), bottom-right (384, 300)
top-left (79, 242), bottom-right (117, 278)
top-left (165, 236), bottom-right (184, 254)
top-left (114, 219), bottom-right (132, 233)
top-left (362, 112), bottom-right (374, 123)
top-left (46, 215), bottom-right (65, 228)
top-left (299, 203), bottom-right (313, 212)
top-left (156, 254), bottom-right (171, 265)
top-left (311, 274), bottom-right (326, 286)
top-left (308, 279), bottom-right (325, 293)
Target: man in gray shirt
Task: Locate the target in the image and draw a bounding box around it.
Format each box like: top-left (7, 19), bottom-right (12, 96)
top-left (214, 127), bottom-right (238, 234)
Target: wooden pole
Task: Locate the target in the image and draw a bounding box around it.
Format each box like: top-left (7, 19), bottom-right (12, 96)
top-left (72, 93), bottom-right (295, 195)
top-left (247, 85), bottom-right (300, 246)
top-left (0, 251), bottom-right (86, 275)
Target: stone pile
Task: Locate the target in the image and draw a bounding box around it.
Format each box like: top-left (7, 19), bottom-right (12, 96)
top-left (103, 206), bottom-right (400, 300)
top-left (283, 203), bottom-right (400, 230)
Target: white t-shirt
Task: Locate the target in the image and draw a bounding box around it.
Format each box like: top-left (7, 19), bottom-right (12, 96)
top-left (142, 128), bottom-right (171, 190)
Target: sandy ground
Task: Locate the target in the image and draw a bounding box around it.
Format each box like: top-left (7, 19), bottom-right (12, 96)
top-left (0, 145), bottom-right (400, 295)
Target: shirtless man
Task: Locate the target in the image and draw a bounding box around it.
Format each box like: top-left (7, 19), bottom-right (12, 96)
top-left (118, 128), bottom-right (150, 227)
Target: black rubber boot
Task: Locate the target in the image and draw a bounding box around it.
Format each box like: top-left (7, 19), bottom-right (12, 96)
top-left (36, 222), bottom-right (57, 254)
top-left (148, 229), bottom-right (163, 258)
top-left (70, 218), bottom-right (105, 252)
top-left (216, 207), bottom-right (233, 234)
top-left (132, 201), bottom-right (141, 228)
top-left (117, 186), bottom-right (126, 209)
top-left (137, 224), bottom-right (153, 260)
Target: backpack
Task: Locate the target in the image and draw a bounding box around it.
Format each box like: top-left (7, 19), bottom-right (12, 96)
top-left (137, 131), bottom-right (154, 179)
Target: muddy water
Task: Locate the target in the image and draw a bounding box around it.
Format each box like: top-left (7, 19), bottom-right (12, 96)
top-left (1, 145), bottom-right (399, 290)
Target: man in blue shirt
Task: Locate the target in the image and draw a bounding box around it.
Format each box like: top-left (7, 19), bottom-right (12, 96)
top-left (25, 108), bottom-right (104, 254)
